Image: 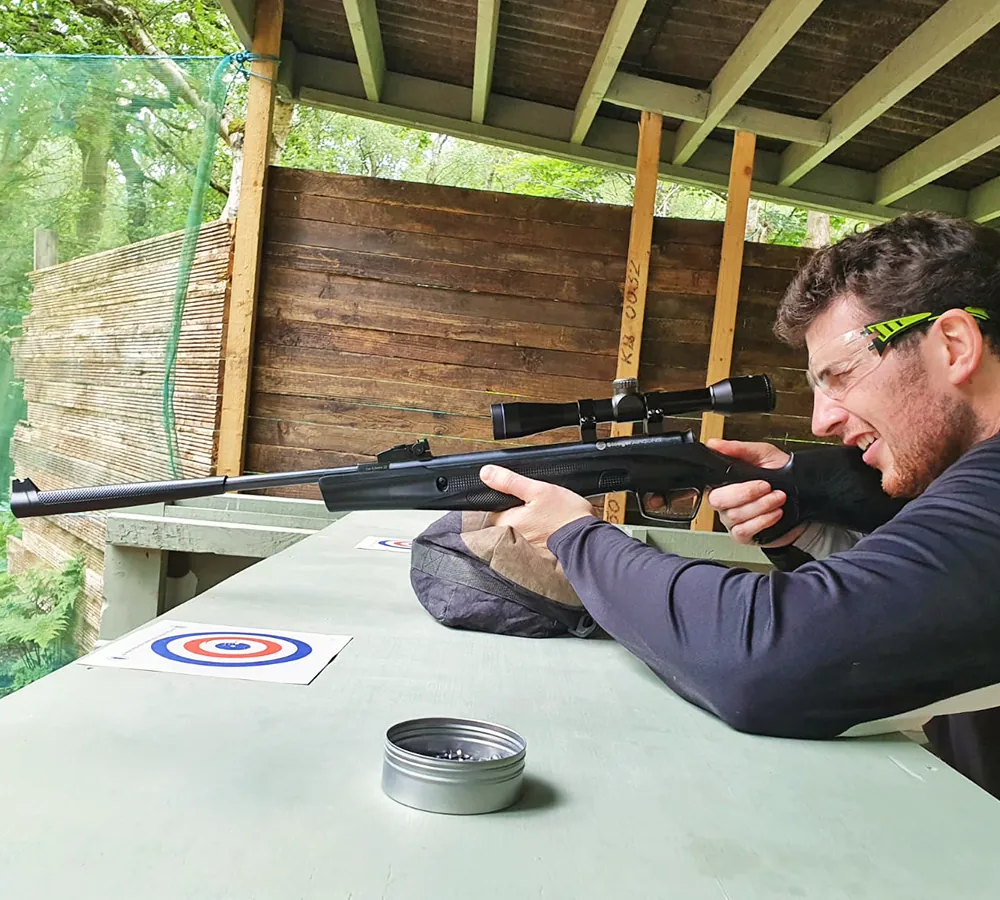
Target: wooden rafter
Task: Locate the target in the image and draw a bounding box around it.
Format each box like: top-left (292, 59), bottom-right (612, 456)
top-left (780, 0), bottom-right (1000, 187)
top-left (606, 73), bottom-right (830, 147)
top-left (343, 0), bottom-right (385, 103)
top-left (672, 0), bottom-right (822, 166)
top-left (570, 0), bottom-right (649, 145)
top-left (294, 56), bottom-right (971, 223)
top-left (471, 0), bottom-right (501, 124)
top-left (875, 94), bottom-right (1000, 206)
top-left (968, 175), bottom-right (1000, 223)
top-left (218, 0), bottom-right (255, 48)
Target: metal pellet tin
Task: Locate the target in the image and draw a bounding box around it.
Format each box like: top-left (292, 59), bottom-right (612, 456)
top-left (382, 717), bottom-right (527, 815)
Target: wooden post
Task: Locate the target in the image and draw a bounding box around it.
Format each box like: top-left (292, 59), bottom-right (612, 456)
top-left (33, 228), bottom-right (58, 269)
top-left (691, 129), bottom-right (756, 532)
top-left (216, 0), bottom-right (284, 477)
top-left (603, 110), bottom-right (662, 525)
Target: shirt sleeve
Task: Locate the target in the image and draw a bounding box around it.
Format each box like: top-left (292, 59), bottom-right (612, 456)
top-left (546, 438), bottom-right (1000, 739)
top-left (763, 522), bottom-right (865, 571)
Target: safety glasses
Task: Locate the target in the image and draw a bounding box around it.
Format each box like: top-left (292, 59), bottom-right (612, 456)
top-left (806, 306), bottom-right (990, 400)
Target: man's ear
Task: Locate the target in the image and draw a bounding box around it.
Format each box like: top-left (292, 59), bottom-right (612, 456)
top-left (932, 309), bottom-right (983, 386)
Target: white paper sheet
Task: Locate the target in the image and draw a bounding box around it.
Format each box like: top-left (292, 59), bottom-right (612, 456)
top-left (77, 619), bottom-right (353, 684)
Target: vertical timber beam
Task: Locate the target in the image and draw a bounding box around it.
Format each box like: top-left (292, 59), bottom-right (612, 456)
top-left (603, 111), bottom-right (662, 525)
top-left (217, 0), bottom-right (284, 477)
top-left (692, 130), bottom-right (756, 532)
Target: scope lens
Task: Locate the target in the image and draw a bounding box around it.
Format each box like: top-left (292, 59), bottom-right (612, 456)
top-left (491, 401), bottom-right (580, 440)
top-left (712, 375), bottom-right (775, 413)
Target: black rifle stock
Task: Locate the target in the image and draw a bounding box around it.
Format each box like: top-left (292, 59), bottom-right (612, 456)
top-left (9, 375), bottom-right (907, 544)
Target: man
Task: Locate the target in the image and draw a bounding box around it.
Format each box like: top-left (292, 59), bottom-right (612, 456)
top-left (478, 211), bottom-right (1000, 798)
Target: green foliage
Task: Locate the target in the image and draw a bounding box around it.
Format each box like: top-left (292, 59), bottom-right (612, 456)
top-left (0, 551), bottom-right (84, 698)
top-left (0, 553), bottom-right (83, 648)
top-left (0, 508), bottom-right (22, 574)
top-left (3, 641), bottom-right (79, 693)
top-left (0, 0), bottom-right (238, 58)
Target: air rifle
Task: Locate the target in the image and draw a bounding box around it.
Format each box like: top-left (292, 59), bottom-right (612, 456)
top-left (9, 374), bottom-right (906, 544)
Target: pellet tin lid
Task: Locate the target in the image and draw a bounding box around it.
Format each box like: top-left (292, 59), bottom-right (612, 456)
top-left (382, 717), bottom-right (527, 815)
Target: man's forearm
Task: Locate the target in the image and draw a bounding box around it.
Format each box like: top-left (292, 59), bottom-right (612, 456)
top-left (546, 516), bottom-right (780, 729)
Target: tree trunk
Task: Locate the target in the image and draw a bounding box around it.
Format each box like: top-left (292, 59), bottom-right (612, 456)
top-left (744, 198), bottom-right (761, 241)
top-left (74, 109), bottom-right (111, 254)
top-left (220, 97), bottom-right (294, 220)
top-left (269, 97), bottom-right (295, 165)
top-left (220, 131), bottom-right (244, 222)
top-left (67, 0), bottom-right (232, 146)
top-left (114, 144), bottom-right (149, 241)
top-left (804, 209), bottom-right (832, 248)
top-left (424, 133), bottom-right (449, 184)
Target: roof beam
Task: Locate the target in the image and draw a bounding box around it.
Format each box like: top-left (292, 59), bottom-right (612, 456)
top-left (571, 0), bottom-right (649, 144)
top-left (292, 54), bottom-right (970, 224)
top-left (968, 176), bottom-right (1000, 223)
top-left (342, 0), bottom-right (385, 102)
top-left (875, 94), bottom-right (1000, 206)
top-left (780, 0), bottom-right (1000, 186)
top-left (471, 0), bottom-right (501, 123)
top-left (218, 0), bottom-right (255, 48)
top-left (606, 73), bottom-right (830, 146)
top-left (672, 0), bottom-right (823, 165)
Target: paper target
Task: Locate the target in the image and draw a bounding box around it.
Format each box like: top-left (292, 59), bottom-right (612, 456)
top-left (377, 539), bottom-right (411, 550)
top-left (79, 620), bottom-right (351, 684)
top-left (151, 631), bottom-right (312, 667)
top-left (355, 536), bottom-right (412, 552)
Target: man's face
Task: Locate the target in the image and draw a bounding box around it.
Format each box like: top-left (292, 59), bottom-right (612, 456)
top-left (805, 295), bottom-right (977, 498)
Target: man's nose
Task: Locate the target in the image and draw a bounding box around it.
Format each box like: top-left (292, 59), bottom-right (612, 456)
top-left (811, 389), bottom-right (849, 437)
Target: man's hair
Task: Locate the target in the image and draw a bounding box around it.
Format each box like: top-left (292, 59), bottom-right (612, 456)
top-left (774, 212), bottom-right (1000, 355)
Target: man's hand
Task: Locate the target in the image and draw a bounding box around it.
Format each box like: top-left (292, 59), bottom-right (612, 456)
top-left (704, 437), bottom-right (807, 547)
top-left (478, 465), bottom-right (597, 558)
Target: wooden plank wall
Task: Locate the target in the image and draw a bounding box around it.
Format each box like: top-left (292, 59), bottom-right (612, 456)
top-left (9, 222), bottom-right (234, 648)
top-left (253, 168), bottom-right (815, 502)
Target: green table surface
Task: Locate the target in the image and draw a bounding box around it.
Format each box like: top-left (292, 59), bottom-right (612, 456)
top-left (1, 509), bottom-right (998, 900)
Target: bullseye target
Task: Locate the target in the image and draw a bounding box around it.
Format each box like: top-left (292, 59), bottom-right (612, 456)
top-left (150, 631), bottom-right (312, 667)
top-left (355, 536), bottom-right (412, 552)
top-left (377, 539), bottom-right (411, 550)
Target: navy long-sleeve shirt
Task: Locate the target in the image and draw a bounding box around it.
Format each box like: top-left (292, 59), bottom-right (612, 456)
top-left (547, 433), bottom-right (1000, 795)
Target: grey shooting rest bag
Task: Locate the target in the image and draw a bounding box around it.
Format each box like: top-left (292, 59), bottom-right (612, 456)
top-left (409, 511), bottom-right (598, 638)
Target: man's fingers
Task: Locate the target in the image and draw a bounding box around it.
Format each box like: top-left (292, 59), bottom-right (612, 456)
top-left (706, 437), bottom-right (790, 469)
top-left (729, 509), bottom-right (785, 545)
top-left (707, 480), bottom-right (774, 512)
top-left (480, 464), bottom-right (542, 501)
top-left (720, 490), bottom-right (787, 526)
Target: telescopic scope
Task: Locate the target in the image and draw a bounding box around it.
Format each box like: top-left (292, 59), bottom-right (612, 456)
top-left (490, 374), bottom-right (775, 441)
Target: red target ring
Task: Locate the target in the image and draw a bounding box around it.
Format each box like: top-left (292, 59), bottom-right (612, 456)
top-left (182, 636), bottom-right (283, 659)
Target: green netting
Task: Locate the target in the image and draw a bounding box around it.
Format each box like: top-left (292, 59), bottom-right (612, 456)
top-left (0, 51), bottom-right (268, 490)
top-left (0, 51), bottom-right (271, 696)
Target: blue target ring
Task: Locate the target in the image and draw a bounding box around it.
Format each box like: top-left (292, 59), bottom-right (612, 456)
top-left (151, 631), bottom-right (313, 667)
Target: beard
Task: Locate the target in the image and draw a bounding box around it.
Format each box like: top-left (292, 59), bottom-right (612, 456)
top-left (880, 368), bottom-right (980, 498)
